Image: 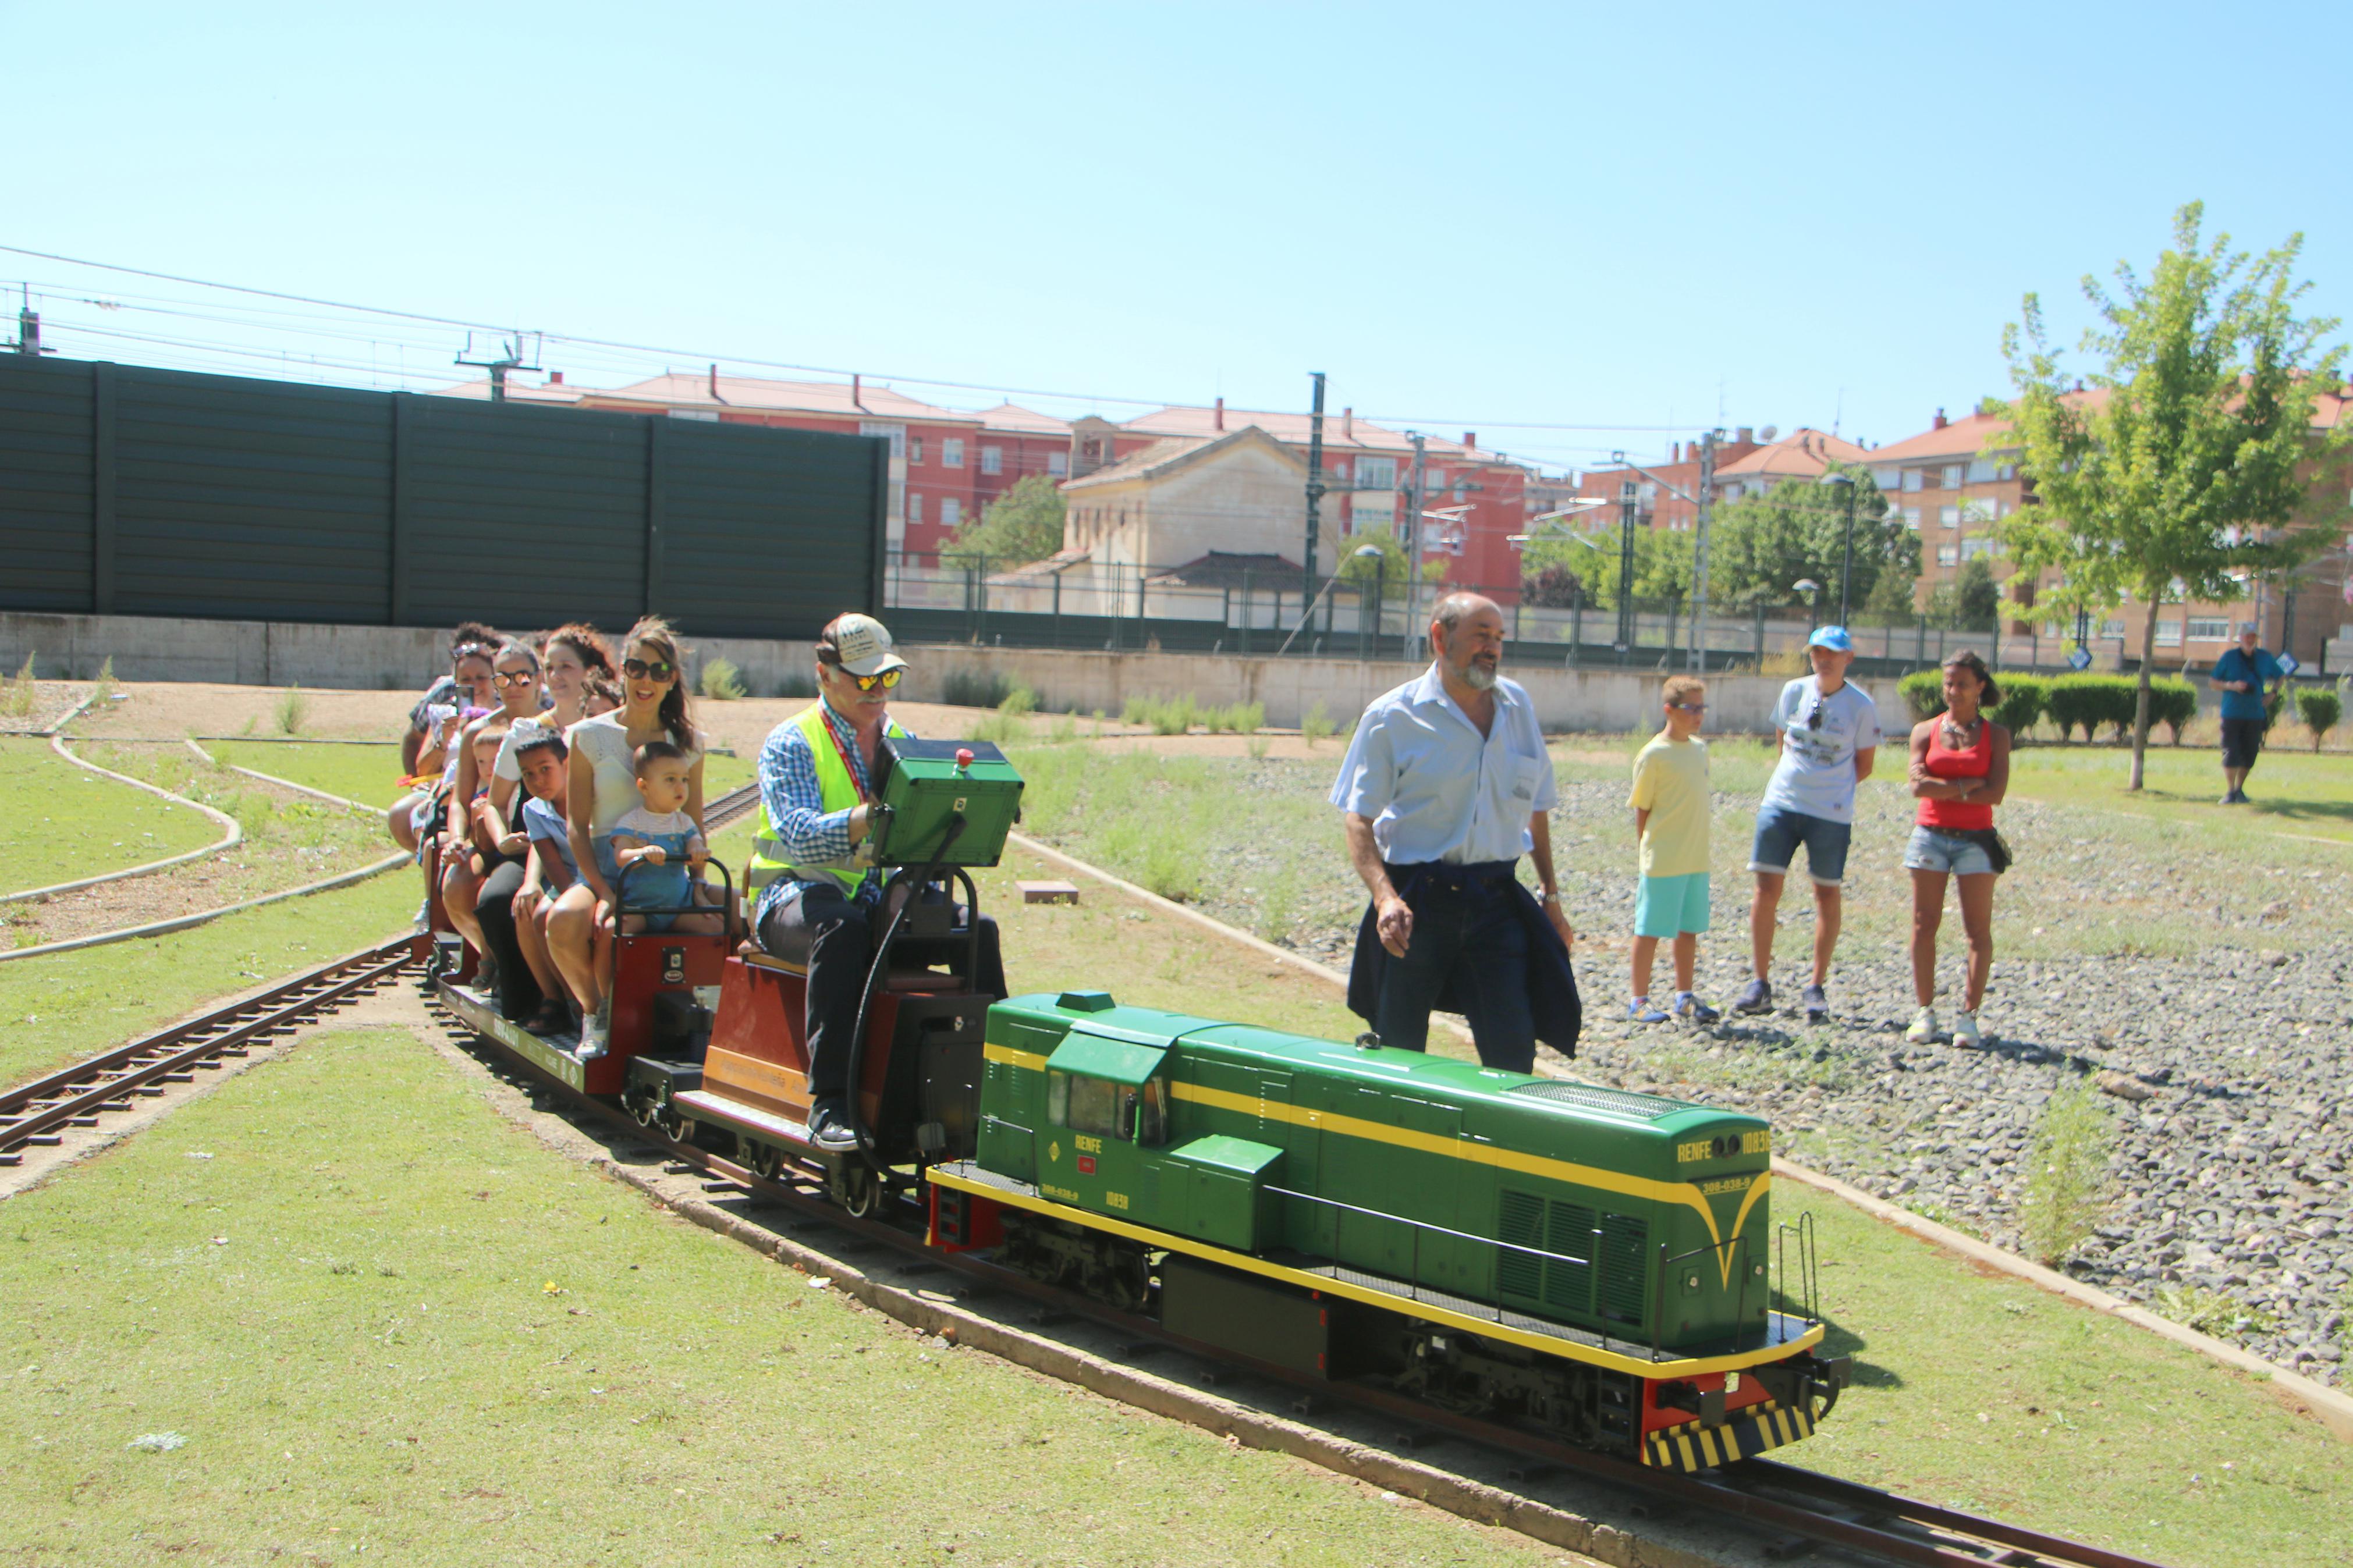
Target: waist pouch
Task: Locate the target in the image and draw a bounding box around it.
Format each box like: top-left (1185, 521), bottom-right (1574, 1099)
top-left (1944, 826), bottom-right (2013, 874)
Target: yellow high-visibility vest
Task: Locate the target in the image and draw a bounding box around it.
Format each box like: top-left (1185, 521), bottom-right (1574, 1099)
top-left (746, 702), bottom-right (907, 899)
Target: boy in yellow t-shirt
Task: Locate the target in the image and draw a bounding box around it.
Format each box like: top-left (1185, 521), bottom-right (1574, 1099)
top-left (1627, 675), bottom-right (1717, 1025)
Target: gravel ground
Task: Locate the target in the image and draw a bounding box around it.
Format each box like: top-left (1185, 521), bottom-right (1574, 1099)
top-left (1023, 752), bottom-right (2353, 1387)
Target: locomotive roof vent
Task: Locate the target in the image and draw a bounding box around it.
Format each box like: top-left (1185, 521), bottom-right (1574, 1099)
top-left (1508, 1081), bottom-right (1684, 1121)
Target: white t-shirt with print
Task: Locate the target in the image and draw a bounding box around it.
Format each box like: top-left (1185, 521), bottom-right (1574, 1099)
top-left (1760, 675), bottom-right (1881, 824)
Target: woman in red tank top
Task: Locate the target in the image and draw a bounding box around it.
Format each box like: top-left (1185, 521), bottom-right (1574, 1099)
top-left (1902, 650), bottom-right (2010, 1048)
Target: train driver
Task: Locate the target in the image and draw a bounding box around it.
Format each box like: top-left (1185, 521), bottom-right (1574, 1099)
top-left (747, 613), bottom-right (1005, 1151)
top-left (1329, 592), bottom-right (1581, 1072)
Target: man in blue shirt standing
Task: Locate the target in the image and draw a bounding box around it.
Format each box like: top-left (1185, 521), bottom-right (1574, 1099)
top-left (2212, 621), bottom-right (2285, 805)
top-left (1329, 593), bottom-right (1580, 1071)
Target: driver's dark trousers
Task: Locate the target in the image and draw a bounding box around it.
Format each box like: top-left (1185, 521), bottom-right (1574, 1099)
top-left (756, 881), bottom-right (1005, 1105)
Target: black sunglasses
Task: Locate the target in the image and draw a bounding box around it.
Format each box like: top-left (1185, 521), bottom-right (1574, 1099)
top-left (622, 658), bottom-right (675, 681)
top-left (1670, 701), bottom-right (1706, 713)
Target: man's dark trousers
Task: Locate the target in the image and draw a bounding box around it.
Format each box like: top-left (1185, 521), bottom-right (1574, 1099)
top-left (757, 881), bottom-right (1004, 1104)
top-left (1368, 862), bottom-right (1538, 1072)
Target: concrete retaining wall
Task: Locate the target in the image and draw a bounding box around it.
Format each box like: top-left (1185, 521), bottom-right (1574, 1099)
top-left (1, 608), bottom-right (1843, 734)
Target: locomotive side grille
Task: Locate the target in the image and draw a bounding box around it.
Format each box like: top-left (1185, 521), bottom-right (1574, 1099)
top-left (1543, 1202), bottom-right (1597, 1314)
top-left (1599, 1213), bottom-right (1650, 1325)
top-left (1507, 1082), bottom-right (1682, 1120)
top-left (1497, 1189), bottom-right (1545, 1300)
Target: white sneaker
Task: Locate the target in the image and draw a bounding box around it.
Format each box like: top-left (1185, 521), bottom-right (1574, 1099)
top-left (1950, 1009), bottom-right (1981, 1049)
top-left (1904, 1006), bottom-right (1939, 1044)
top-left (578, 1005), bottom-right (611, 1061)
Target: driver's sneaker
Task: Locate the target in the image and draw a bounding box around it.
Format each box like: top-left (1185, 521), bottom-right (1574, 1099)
top-left (1950, 1009), bottom-right (1983, 1048)
top-left (1801, 983), bottom-right (1830, 1025)
top-left (1905, 1005), bottom-right (1939, 1044)
top-left (1732, 976), bottom-right (1773, 1015)
top-left (807, 1099), bottom-right (859, 1152)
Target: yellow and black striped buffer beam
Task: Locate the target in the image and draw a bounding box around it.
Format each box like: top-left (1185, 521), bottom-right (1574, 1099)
top-left (1642, 1399), bottom-right (1816, 1471)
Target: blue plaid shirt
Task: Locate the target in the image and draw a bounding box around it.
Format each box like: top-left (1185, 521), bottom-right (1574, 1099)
top-left (753, 701), bottom-right (903, 926)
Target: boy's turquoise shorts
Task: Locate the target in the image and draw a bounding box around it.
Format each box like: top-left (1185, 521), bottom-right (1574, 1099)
top-left (1634, 872), bottom-right (1710, 938)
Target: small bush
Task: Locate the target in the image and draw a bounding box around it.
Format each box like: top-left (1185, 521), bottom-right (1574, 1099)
top-left (1301, 701), bottom-right (1337, 745)
top-left (1120, 695), bottom-right (1201, 735)
top-left (2018, 1075), bottom-right (2116, 1266)
top-left (998, 684), bottom-right (1037, 718)
top-left (1897, 669), bottom-right (1943, 723)
top-left (275, 683), bottom-right (307, 735)
top-left (1206, 701), bottom-right (1263, 735)
top-left (2043, 674), bottom-right (2103, 742)
top-left (698, 658), bottom-right (747, 701)
top-left (1, 653), bottom-right (37, 720)
top-left (2295, 687), bottom-right (2341, 749)
top-left (93, 656), bottom-right (118, 705)
top-left (1757, 643), bottom-right (1808, 677)
top-left (1988, 674), bottom-right (2046, 735)
top-left (942, 669), bottom-right (1014, 709)
top-left (2146, 678), bottom-right (2198, 744)
top-left (1047, 713), bottom-right (1078, 745)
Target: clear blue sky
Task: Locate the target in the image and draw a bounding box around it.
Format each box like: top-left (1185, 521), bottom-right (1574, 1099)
top-left (8, 1), bottom-right (2348, 471)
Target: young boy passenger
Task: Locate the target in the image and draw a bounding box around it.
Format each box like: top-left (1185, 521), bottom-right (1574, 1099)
top-left (1627, 676), bottom-right (1719, 1025)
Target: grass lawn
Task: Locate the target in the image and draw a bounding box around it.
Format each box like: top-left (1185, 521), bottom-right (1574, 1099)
top-left (2007, 742), bottom-right (2353, 844)
top-left (1779, 1180), bottom-right (2350, 1565)
top-left (0, 1023), bottom-right (1548, 1568)
top-left (207, 739), bottom-right (411, 808)
top-left (0, 737), bottom-right (222, 890)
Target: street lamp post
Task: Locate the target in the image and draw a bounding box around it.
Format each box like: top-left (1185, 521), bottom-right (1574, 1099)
top-left (1819, 471), bottom-right (1858, 625)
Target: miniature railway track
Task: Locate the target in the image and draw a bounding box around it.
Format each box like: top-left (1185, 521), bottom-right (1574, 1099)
top-left (425, 982), bottom-right (2173, 1568)
top-left (0, 940), bottom-right (420, 1167)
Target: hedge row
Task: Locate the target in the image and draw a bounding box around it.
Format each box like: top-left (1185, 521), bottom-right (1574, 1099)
top-left (1894, 670), bottom-right (2201, 742)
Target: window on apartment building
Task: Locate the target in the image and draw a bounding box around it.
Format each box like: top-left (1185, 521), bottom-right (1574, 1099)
top-left (2155, 619), bottom-right (2184, 646)
top-left (1357, 456), bottom-right (1397, 490)
top-left (941, 498), bottom-right (961, 531)
top-left (2099, 619), bottom-right (2125, 638)
top-left (1047, 451), bottom-right (1069, 477)
top-left (943, 439), bottom-right (965, 468)
top-left (1903, 470), bottom-right (1925, 493)
top-left (1941, 463), bottom-right (1964, 489)
top-left (1425, 470), bottom-right (1447, 494)
top-left (2187, 617), bottom-right (2231, 641)
top-left (907, 493), bottom-right (923, 525)
top-left (981, 446), bottom-right (1003, 475)
top-left (1961, 496), bottom-right (1999, 525)
top-left (859, 422), bottom-right (907, 461)
top-left (1936, 545), bottom-right (1959, 566)
top-left (1940, 505), bottom-right (1961, 529)
top-left (1873, 467), bottom-right (1901, 493)
top-left (1902, 506), bottom-right (1923, 530)
top-left (1724, 481), bottom-right (1745, 500)
top-left (909, 436), bottom-right (925, 463)
top-left (1960, 535), bottom-right (1996, 561)
top-left (1965, 458), bottom-right (2007, 484)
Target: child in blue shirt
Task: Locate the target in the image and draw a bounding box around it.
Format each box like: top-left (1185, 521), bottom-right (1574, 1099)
top-left (599, 741), bottom-right (721, 936)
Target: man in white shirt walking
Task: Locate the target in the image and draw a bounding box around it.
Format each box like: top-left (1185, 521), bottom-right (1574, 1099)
top-left (1329, 593), bottom-right (1581, 1071)
top-left (1735, 625), bottom-right (1880, 1025)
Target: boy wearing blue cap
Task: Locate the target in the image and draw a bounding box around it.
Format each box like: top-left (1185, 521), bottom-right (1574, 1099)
top-left (1736, 625), bottom-right (1880, 1024)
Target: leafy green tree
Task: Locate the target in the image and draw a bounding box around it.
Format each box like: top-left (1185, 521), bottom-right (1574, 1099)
top-left (942, 474), bottom-right (1067, 570)
top-left (1993, 202), bottom-right (2353, 789)
top-left (1926, 557), bottom-right (2003, 630)
top-left (1857, 550), bottom-right (1923, 625)
top-left (1339, 531), bottom-right (1447, 591)
top-left (1705, 466), bottom-right (1918, 615)
top-left (1519, 524), bottom-right (1692, 611)
top-left (1521, 561), bottom-right (1587, 609)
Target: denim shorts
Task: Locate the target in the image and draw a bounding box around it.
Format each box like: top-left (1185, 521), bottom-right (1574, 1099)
top-left (1634, 872), bottom-right (1710, 938)
top-left (1903, 824), bottom-right (1997, 877)
top-left (1749, 805), bottom-right (1852, 886)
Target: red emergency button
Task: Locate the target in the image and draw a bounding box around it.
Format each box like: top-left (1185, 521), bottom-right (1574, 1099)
top-left (1077, 1155), bottom-right (1096, 1175)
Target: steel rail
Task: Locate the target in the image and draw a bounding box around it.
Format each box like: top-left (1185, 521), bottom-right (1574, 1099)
top-left (0, 938), bottom-right (420, 1165)
top-left (425, 978), bottom-right (2173, 1568)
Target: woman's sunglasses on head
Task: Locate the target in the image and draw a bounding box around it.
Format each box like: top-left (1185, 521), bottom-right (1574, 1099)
top-left (622, 658), bottom-right (675, 681)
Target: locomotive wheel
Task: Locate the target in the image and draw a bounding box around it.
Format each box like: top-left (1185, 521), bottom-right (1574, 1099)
top-left (630, 1097), bottom-right (659, 1129)
top-left (838, 1162), bottom-right (884, 1219)
top-left (662, 1108), bottom-right (695, 1144)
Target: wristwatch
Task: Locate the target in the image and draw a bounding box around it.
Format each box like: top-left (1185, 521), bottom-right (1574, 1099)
top-left (1539, 891), bottom-right (1561, 904)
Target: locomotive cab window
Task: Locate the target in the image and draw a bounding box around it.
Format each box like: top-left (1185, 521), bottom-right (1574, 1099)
top-left (1048, 1071), bottom-right (1127, 1140)
top-left (1127, 1076), bottom-right (1167, 1146)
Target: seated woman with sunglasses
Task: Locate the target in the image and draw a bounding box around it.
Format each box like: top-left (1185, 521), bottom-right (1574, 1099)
top-left (747, 613), bottom-right (1005, 1151)
top-left (545, 617), bottom-right (706, 1058)
top-left (442, 639), bottom-right (551, 1009)
top-left (389, 621), bottom-right (500, 862)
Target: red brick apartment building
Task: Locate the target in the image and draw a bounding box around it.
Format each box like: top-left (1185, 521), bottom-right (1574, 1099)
top-left (1087, 401), bottom-right (1531, 597)
top-left (1866, 397), bottom-right (2353, 666)
top-left (1563, 428), bottom-right (1868, 533)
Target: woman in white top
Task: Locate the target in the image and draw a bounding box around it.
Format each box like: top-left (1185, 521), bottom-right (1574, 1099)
top-left (440, 640), bottom-right (547, 972)
top-left (545, 616), bottom-right (705, 1055)
top-left (487, 622), bottom-right (614, 820)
